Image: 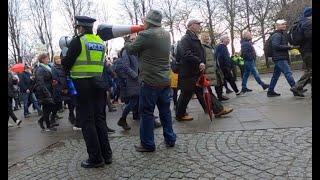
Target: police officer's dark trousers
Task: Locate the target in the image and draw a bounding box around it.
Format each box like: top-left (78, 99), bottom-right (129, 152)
top-left (73, 77), bottom-right (112, 163)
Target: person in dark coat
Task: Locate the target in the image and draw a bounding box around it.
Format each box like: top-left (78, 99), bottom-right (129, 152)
top-left (267, 19), bottom-right (301, 97)
top-left (50, 55), bottom-right (66, 125)
top-left (239, 31), bottom-right (269, 94)
top-left (8, 70), bottom-right (22, 127)
top-left (175, 19), bottom-right (207, 121)
top-left (215, 35), bottom-right (240, 95)
top-left (34, 53), bottom-right (57, 131)
top-left (113, 35), bottom-right (140, 130)
top-left (18, 66), bottom-right (42, 118)
top-left (290, 7), bottom-right (312, 95)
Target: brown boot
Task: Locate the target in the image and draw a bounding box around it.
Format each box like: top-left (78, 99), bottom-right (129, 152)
top-left (215, 107), bottom-right (233, 118)
top-left (117, 117), bottom-right (131, 130)
top-left (176, 115), bottom-right (193, 121)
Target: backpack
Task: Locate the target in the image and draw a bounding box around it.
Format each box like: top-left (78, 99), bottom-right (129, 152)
top-left (264, 33), bottom-right (274, 58)
top-left (288, 20), bottom-right (304, 46)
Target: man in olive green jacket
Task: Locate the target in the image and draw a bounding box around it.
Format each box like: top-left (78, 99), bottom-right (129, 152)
top-left (125, 10), bottom-right (176, 152)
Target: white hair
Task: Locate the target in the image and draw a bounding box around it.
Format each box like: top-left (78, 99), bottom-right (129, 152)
top-left (220, 35), bottom-right (229, 42)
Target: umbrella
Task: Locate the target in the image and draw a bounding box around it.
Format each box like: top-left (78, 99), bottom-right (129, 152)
top-left (196, 73), bottom-right (213, 121)
top-left (11, 63), bottom-right (24, 73)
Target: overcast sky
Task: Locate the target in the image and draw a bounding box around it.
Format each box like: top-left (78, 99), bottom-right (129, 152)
top-left (41, 0), bottom-right (265, 58)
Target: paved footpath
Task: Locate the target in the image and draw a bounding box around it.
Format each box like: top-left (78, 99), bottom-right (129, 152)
top-left (8, 71), bottom-right (312, 179)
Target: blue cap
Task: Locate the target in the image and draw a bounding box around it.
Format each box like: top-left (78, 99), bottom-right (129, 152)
top-left (303, 7), bottom-right (312, 17)
top-left (75, 16), bottom-right (96, 27)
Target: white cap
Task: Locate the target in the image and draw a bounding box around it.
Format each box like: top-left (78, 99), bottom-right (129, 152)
top-left (275, 19), bottom-right (287, 25)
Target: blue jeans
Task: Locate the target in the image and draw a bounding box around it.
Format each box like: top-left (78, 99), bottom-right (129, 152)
top-left (241, 61), bottom-right (265, 88)
top-left (139, 83), bottom-right (176, 150)
top-left (122, 96), bottom-right (139, 118)
top-left (23, 92), bottom-right (41, 116)
top-left (268, 60), bottom-right (296, 92)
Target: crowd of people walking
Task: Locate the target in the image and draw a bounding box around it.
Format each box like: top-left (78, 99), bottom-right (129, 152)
top-left (8, 7), bottom-right (311, 168)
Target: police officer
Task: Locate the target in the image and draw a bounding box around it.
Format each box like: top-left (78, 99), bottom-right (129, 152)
top-left (61, 16), bottom-right (112, 168)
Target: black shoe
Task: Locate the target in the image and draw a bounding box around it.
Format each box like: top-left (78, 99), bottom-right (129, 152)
top-left (68, 116), bottom-right (75, 125)
top-left (226, 89), bottom-right (233, 94)
top-left (243, 88), bottom-right (253, 92)
top-left (104, 157), bottom-right (112, 165)
top-left (134, 144), bottom-right (155, 152)
top-left (165, 141), bottom-right (175, 148)
top-left (24, 114), bottom-right (31, 118)
top-left (267, 91), bottom-right (281, 97)
top-left (218, 96), bottom-right (229, 101)
top-left (107, 126), bottom-right (115, 133)
top-left (237, 91), bottom-right (246, 96)
top-left (235, 91), bottom-right (242, 96)
top-left (38, 120), bottom-right (45, 130)
top-left (108, 107), bottom-right (117, 112)
top-left (51, 123), bottom-right (59, 127)
top-left (81, 159), bottom-right (104, 168)
top-left (290, 87), bottom-right (305, 97)
top-left (55, 115), bottom-right (63, 119)
top-left (154, 121), bottom-right (162, 128)
top-left (48, 127), bottom-right (57, 131)
top-left (117, 117), bottom-right (131, 130)
top-left (262, 84), bottom-right (269, 90)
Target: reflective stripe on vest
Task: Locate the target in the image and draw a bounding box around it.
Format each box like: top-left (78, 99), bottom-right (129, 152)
top-left (70, 34), bottom-right (105, 79)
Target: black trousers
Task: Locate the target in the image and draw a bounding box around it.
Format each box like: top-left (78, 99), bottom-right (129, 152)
top-left (8, 97), bottom-right (18, 122)
top-left (207, 86), bottom-right (224, 114)
top-left (176, 86), bottom-right (206, 117)
top-left (222, 68), bottom-right (239, 93)
top-left (172, 88), bottom-right (178, 107)
top-left (50, 101), bottom-right (61, 123)
top-left (39, 103), bottom-right (52, 128)
top-left (73, 78), bottom-right (112, 162)
top-left (296, 53), bottom-right (312, 91)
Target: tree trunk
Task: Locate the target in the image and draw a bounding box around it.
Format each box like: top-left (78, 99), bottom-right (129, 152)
top-left (230, 25), bottom-right (235, 54)
top-left (170, 24), bottom-right (175, 44)
top-left (261, 23), bottom-right (270, 68)
top-left (206, 0), bottom-right (216, 46)
top-left (245, 0), bottom-right (251, 32)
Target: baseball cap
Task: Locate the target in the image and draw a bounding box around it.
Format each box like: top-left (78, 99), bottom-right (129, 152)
top-left (187, 19), bottom-right (203, 27)
top-left (275, 19), bottom-right (287, 25)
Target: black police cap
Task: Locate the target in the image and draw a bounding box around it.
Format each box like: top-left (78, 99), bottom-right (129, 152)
top-left (75, 16), bottom-right (96, 27)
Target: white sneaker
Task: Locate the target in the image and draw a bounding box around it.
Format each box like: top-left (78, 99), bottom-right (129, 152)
top-left (8, 123), bottom-right (14, 127)
top-left (16, 120), bottom-right (22, 127)
top-left (73, 126), bottom-right (82, 131)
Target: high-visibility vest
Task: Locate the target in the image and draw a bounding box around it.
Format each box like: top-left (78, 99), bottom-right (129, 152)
top-left (70, 34), bottom-right (105, 79)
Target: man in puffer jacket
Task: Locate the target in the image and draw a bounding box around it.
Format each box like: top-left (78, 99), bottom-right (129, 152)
top-left (267, 19), bottom-right (301, 97)
top-left (200, 32), bottom-right (233, 117)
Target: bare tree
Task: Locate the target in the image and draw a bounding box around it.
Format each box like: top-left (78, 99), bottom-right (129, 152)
top-left (248, 0), bottom-right (275, 67)
top-left (221, 0), bottom-right (237, 54)
top-left (59, 0), bottom-right (96, 35)
top-left (160, 0), bottom-right (181, 43)
top-left (195, 0), bottom-right (220, 46)
top-left (276, 0), bottom-right (312, 27)
top-left (8, 0), bottom-right (23, 63)
top-left (119, 0), bottom-right (154, 25)
top-left (173, 0), bottom-right (193, 36)
top-left (28, 0), bottom-right (54, 61)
